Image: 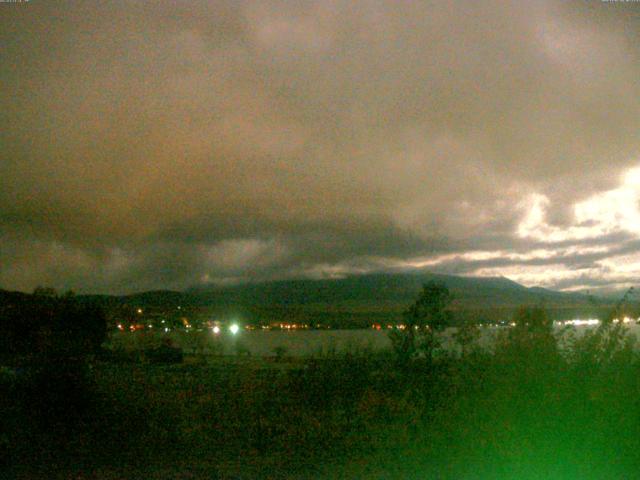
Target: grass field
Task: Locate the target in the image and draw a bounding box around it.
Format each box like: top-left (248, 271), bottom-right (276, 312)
top-left (4, 321), bottom-right (640, 479)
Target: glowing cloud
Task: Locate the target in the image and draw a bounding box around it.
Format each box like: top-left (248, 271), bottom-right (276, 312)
top-left (518, 166), bottom-right (640, 243)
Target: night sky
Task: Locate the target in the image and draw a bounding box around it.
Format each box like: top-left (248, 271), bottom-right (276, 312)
top-left (1, 1), bottom-right (639, 294)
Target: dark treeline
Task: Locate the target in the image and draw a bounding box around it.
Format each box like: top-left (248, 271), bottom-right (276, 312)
top-left (0, 287), bottom-right (106, 359)
top-left (0, 288), bottom-right (107, 475)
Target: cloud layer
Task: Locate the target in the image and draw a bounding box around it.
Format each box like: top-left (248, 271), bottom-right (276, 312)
top-left (1, 1), bottom-right (640, 293)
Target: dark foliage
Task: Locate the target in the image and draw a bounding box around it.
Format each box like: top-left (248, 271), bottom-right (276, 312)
top-left (3, 287), bottom-right (640, 478)
top-left (0, 288), bottom-right (107, 472)
top-left (0, 288), bottom-right (107, 358)
top-left (389, 281), bottom-right (452, 364)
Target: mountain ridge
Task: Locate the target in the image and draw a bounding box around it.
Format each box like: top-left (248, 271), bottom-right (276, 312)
top-left (2, 273), bottom-right (622, 325)
top-left (2, 272), bottom-right (597, 308)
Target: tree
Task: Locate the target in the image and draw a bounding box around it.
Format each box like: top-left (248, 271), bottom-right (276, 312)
top-left (453, 319), bottom-right (481, 357)
top-left (32, 286), bottom-right (58, 297)
top-left (605, 286), bottom-right (635, 324)
top-left (571, 287), bottom-right (637, 369)
top-left (2, 288), bottom-right (108, 429)
top-left (0, 288), bottom-right (106, 357)
top-left (496, 305), bottom-right (558, 365)
top-left (389, 281), bottom-right (452, 364)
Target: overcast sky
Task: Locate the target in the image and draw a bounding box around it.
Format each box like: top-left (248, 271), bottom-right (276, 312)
top-left (1, 0), bottom-right (639, 294)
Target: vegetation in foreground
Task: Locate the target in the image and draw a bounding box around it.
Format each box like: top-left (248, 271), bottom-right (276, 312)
top-left (2, 285), bottom-right (640, 479)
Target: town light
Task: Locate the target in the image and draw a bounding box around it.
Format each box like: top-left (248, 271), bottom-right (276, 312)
top-left (229, 324), bottom-right (240, 335)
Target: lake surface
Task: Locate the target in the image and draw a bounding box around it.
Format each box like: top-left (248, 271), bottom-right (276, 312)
top-left (110, 323), bottom-right (640, 358)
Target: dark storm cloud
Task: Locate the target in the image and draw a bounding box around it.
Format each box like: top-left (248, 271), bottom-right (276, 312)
top-left (1, 1), bottom-right (640, 293)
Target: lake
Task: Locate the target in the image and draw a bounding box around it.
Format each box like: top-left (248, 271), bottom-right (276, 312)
top-left (109, 321), bottom-right (640, 358)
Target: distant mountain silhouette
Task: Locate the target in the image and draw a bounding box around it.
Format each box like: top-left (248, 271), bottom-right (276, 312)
top-left (184, 272), bottom-right (596, 308)
top-left (1, 273), bottom-right (600, 308)
top-left (1, 273), bottom-right (614, 325)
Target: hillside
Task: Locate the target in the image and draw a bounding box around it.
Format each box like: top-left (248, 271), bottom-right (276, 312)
top-left (2, 273), bottom-right (615, 325)
top-left (183, 272), bottom-right (597, 309)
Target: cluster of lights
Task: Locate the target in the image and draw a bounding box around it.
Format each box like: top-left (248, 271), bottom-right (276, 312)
top-left (366, 319), bottom-right (640, 330)
top-left (612, 317), bottom-right (636, 324)
top-left (276, 323), bottom-right (308, 330)
top-left (258, 323), bottom-right (311, 330)
top-left (370, 324), bottom-right (431, 330)
top-left (210, 323), bottom-right (240, 335)
top-left (115, 314), bottom-right (639, 336)
top-left (557, 318), bottom-right (638, 327)
top-left (559, 319), bottom-right (601, 327)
